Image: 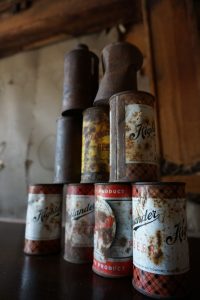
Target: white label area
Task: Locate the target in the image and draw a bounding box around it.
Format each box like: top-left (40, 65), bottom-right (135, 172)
top-left (94, 197), bottom-right (132, 262)
top-left (65, 195), bottom-right (95, 247)
top-left (132, 196), bottom-right (190, 275)
top-left (25, 194), bottom-right (61, 240)
top-left (125, 104), bottom-right (157, 164)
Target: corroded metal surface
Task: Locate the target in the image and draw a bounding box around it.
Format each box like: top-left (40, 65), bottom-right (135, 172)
top-left (62, 44), bottom-right (99, 114)
top-left (94, 42), bottom-right (143, 106)
top-left (24, 184), bottom-right (63, 255)
top-left (54, 115), bottom-right (82, 183)
top-left (93, 183), bottom-right (132, 278)
top-left (132, 182), bottom-right (190, 298)
top-left (81, 107), bottom-right (109, 183)
top-left (110, 90), bottom-right (159, 182)
top-left (64, 183), bottom-right (95, 263)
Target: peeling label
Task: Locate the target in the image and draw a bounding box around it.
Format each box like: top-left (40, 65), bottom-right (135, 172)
top-left (94, 197), bottom-right (132, 262)
top-left (132, 196), bottom-right (190, 275)
top-left (25, 194), bottom-right (62, 240)
top-left (65, 195), bottom-right (95, 247)
top-left (82, 116), bottom-right (109, 174)
top-left (125, 104), bottom-right (157, 164)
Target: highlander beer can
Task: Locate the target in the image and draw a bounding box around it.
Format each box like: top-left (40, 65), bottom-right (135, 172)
top-left (109, 90), bottom-right (159, 182)
top-left (93, 183), bottom-right (132, 278)
top-left (64, 183), bottom-right (95, 263)
top-left (81, 107), bottom-right (109, 183)
top-left (24, 184), bottom-right (63, 255)
top-left (132, 182), bottom-right (190, 298)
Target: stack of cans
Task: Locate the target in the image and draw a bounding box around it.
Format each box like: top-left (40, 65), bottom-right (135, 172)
top-left (23, 41), bottom-right (190, 299)
top-left (24, 44), bottom-right (99, 257)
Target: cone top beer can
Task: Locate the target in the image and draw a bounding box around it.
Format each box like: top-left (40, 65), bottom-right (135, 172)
top-left (24, 184), bottom-right (63, 255)
top-left (62, 44), bottom-right (99, 114)
top-left (64, 183), bottom-right (95, 263)
top-left (93, 183), bottom-right (132, 278)
top-left (132, 182), bottom-right (190, 298)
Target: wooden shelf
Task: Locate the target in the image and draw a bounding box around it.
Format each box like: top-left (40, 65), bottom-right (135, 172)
top-left (0, 0), bottom-right (141, 58)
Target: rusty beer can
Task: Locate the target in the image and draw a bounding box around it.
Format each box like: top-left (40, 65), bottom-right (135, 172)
top-left (94, 42), bottom-right (143, 106)
top-left (24, 184), bottom-right (63, 255)
top-left (54, 114), bottom-right (82, 183)
top-left (81, 107), bottom-right (109, 183)
top-left (62, 44), bottom-right (99, 114)
top-left (93, 183), bottom-right (132, 278)
top-left (132, 182), bottom-right (190, 298)
top-left (64, 183), bottom-right (95, 263)
top-left (110, 90), bottom-right (159, 182)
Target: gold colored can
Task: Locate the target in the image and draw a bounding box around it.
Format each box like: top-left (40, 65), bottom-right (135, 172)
top-left (81, 107), bottom-right (109, 183)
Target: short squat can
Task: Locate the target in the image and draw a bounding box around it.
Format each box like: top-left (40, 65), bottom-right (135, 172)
top-left (132, 182), bottom-right (190, 299)
top-left (109, 90), bottom-right (159, 182)
top-left (81, 107), bottom-right (109, 183)
top-left (64, 183), bottom-right (95, 263)
top-left (93, 183), bottom-right (132, 278)
top-left (24, 184), bottom-right (63, 255)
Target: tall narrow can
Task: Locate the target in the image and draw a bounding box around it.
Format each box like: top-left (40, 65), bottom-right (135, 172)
top-left (24, 184), bottom-right (63, 255)
top-left (110, 90), bottom-right (159, 182)
top-left (54, 114), bottom-right (82, 183)
top-left (93, 183), bottom-right (132, 278)
top-left (132, 182), bottom-right (190, 298)
top-left (62, 44), bottom-right (99, 114)
top-left (64, 183), bottom-right (95, 263)
top-left (81, 107), bottom-right (109, 183)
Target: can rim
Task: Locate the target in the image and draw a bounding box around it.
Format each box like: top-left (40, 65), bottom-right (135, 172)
top-left (109, 90), bottom-right (155, 102)
top-left (132, 182), bottom-right (185, 186)
top-left (29, 183), bottom-right (64, 187)
top-left (83, 106), bottom-right (109, 114)
top-left (66, 183), bottom-right (94, 186)
top-left (95, 182), bottom-right (132, 186)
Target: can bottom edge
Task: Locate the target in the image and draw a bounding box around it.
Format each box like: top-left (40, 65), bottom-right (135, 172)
top-left (92, 266), bottom-right (130, 278)
top-left (23, 250), bottom-right (60, 256)
top-left (63, 256), bottom-right (92, 264)
top-left (132, 281), bottom-right (187, 299)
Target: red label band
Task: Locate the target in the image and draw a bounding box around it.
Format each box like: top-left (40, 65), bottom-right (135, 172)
top-left (29, 185), bottom-right (63, 194)
top-left (95, 184), bottom-right (131, 198)
top-left (67, 184), bottom-right (94, 196)
top-left (93, 258), bottom-right (132, 276)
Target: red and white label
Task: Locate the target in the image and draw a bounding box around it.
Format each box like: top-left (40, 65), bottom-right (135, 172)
top-left (93, 258), bottom-right (132, 276)
top-left (93, 186), bottom-right (132, 276)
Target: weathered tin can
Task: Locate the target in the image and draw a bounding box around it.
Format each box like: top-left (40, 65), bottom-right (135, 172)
top-left (64, 183), bottom-right (95, 263)
top-left (93, 183), bottom-right (132, 278)
top-left (54, 114), bottom-right (82, 183)
top-left (81, 107), bottom-right (109, 183)
top-left (132, 182), bottom-right (190, 299)
top-left (62, 44), bottom-right (99, 114)
top-left (109, 90), bottom-right (159, 182)
top-left (94, 42), bottom-right (143, 106)
top-left (24, 184), bottom-right (63, 255)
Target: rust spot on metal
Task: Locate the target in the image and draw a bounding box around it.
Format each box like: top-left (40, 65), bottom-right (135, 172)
top-left (119, 236), bottom-right (127, 247)
top-left (148, 230), bottom-right (163, 265)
